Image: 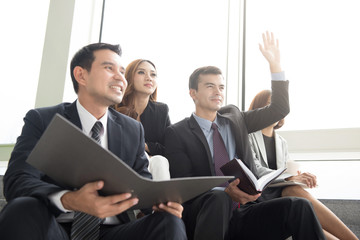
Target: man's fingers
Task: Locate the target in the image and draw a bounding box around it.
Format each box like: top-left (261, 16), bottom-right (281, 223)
top-left (82, 180), bottom-right (104, 192)
top-left (262, 32), bottom-right (267, 45)
top-left (270, 31), bottom-right (274, 44)
top-left (102, 192), bottom-right (134, 205)
top-left (115, 198), bottom-right (139, 211)
top-left (154, 202), bottom-right (183, 218)
top-left (229, 178), bottom-right (240, 187)
top-left (97, 197), bottom-right (139, 219)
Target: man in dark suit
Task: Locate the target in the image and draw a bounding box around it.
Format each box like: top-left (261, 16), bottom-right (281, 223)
top-left (165, 32), bottom-right (325, 240)
top-left (0, 43), bottom-right (186, 240)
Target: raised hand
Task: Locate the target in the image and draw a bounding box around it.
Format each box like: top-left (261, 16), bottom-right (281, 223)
top-left (259, 31), bottom-right (281, 73)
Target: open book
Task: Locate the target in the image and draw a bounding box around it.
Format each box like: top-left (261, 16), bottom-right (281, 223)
top-left (220, 158), bottom-right (286, 195)
top-left (26, 114), bottom-right (232, 209)
top-left (268, 179), bottom-right (308, 188)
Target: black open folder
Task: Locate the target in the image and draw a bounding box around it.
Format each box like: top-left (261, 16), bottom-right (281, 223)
top-left (26, 114), bottom-right (232, 209)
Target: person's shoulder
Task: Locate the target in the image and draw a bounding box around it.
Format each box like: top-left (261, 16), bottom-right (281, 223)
top-left (148, 101), bottom-right (169, 112)
top-left (169, 117), bottom-right (191, 130)
top-left (248, 130), bottom-right (262, 142)
top-left (220, 104), bottom-right (239, 111)
top-left (275, 131), bottom-right (288, 143)
top-left (28, 102), bottom-right (73, 120)
top-left (218, 104), bottom-right (241, 114)
top-left (34, 102), bottom-right (72, 113)
top-left (150, 101), bottom-right (168, 107)
top-left (108, 107), bottom-right (139, 125)
top-left (20, 102), bottom-right (74, 132)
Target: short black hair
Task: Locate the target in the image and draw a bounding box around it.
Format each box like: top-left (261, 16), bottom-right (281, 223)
top-left (70, 43), bottom-right (122, 93)
top-left (189, 66), bottom-right (222, 90)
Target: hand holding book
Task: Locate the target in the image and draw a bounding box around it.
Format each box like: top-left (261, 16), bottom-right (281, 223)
top-left (220, 158), bottom-right (286, 195)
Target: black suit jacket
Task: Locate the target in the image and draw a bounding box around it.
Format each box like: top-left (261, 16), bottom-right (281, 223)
top-left (165, 80), bottom-right (289, 179)
top-left (140, 101), bottom-right (171, 156)
top-left (4, 101), bottom-right (151, 221)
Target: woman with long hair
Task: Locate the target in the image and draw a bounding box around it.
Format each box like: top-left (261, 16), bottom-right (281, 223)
top-left (249, 89), bottom-right (358, 240)
top-left (115, 59), bottom-right (170, 180)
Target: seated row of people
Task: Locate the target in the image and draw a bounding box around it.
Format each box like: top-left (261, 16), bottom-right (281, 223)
top-left (115, 33), bottom-right (356, 239)
top-left (0, 32), bottom-right (357, 239)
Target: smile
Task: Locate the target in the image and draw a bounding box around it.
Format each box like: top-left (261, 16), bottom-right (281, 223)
top-left (110, 86), bottom-right (123, 92)
top-left (210, 97), bottom-right (223, 101)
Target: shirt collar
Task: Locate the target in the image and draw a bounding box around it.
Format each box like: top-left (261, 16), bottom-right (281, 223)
top-left (192, 112), bottom-right (223, 132)
top-left (76, 100), bottom-right (108, 137)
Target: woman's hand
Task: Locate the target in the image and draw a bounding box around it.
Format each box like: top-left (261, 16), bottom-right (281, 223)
top-left (287, 171), bottom-right (317, 188)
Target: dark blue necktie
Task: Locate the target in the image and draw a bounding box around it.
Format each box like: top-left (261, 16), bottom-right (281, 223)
top-left (212, 122), bottom-right (239, 209)
top-left (71, 121), bottom-right (103, 240)
top-left (212, 123), bottom-right (230, 176)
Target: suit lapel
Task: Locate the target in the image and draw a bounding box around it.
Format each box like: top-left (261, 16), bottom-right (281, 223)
top-left (107, 110), bottom-right (122, 157)
top-left (65, 102), bottom-right (122, 158)
top-left (254, 131), bottom-right (269, 168)
top-left (64, 101), bottom-right (82, 129)
top-left (274, 132), bottom-right (285, 169)
top-left (189, 115), bottom-right (215, 175)
top-left (217, 112), bottom-right (244, 159)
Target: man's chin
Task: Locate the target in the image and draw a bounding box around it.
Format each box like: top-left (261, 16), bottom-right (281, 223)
top-left (215, 104), bottom-right (223, 110)
top-left (107, 97), bottom-right (123, 106)
top-left (211, 105), bottom-right (222, 112)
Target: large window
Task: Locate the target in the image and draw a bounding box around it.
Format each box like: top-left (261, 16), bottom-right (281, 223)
top-left (102, 0), bottom-right (360, 130)
top-left (101, 0), bottom-right (229, 123)
top-left (3, 0), bottom-right (360, 145)
top-left (245, 0), bottom-right (360, 130)
top-left (0, 1), bottom-right (50, 143)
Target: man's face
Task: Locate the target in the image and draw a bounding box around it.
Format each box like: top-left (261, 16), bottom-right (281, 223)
top-left (82, 49), bottom-right (127, 106)
top-left (190, 74), bottom-right (225, 113)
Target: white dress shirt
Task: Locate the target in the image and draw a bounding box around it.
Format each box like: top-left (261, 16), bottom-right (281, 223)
top-left (49, 100), bottom-right (120, 224)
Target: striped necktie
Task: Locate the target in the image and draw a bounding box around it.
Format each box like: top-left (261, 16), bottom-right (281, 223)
top-left (71, 121), bottom-right (103, 240)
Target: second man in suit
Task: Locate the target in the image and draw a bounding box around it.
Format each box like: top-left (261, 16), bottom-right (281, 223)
top-left (164, 32), bottom-right (325, 240)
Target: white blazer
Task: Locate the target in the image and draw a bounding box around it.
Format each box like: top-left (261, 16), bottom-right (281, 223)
top-left (249, 130), bottom-right (294, 180)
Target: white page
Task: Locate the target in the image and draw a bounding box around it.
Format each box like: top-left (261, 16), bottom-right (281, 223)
top-left (235, 158), bottom-right (285, 191)
top-left (257, 168), bottom-right (286, 190)
top-left (235, 159), bottom-right (258, 187)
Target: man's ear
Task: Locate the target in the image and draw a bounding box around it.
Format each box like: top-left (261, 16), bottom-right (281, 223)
top-left (73, 66), bottom-right (87, 87)
top-left (189, 89), bottom-right (197, 101)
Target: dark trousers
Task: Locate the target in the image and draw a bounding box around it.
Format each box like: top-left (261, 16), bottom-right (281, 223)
top-left (0, 197), bottom-right (187, 240)
top-left (182, 190), bottom-right (325, 240)
top-left (182, 189), bottom-right (233, 240)
top-left (229, 197), bottom-right (325, 240)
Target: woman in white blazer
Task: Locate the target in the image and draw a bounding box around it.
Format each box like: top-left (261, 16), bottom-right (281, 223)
top-left (248, 90), bottom-right (358, 240)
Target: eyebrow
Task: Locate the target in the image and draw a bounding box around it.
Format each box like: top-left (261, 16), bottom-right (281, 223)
top-left (204, 82), bottom-right (225, 87)
top-left (137, 67), bottom-right (156, 72)
top-left (102, 61), bottom-right (125, 71)
top-left (101, 61), bottom-right (115, 66)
